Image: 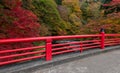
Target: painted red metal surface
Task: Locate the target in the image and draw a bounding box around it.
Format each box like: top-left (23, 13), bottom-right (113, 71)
top-left (46, 39), bottom-right (52, 61)
top-left (101, 32), bottom-right (105, 49)
top-left (0, 32), bottom-right (120, 66)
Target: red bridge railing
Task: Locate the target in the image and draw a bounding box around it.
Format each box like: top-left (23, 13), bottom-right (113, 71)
top-left (0, 31), bottom-right (120, 66)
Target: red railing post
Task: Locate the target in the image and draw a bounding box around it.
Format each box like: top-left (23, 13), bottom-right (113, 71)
top-left (46, 38), bottom-right (52, 61)
top-left (80, 42), bottom-right (83, 52)
top-left (100, 28), bottom-right (105, 49)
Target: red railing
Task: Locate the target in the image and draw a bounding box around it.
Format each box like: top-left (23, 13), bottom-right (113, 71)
top-left (0, 31), bottom-right (120, 66)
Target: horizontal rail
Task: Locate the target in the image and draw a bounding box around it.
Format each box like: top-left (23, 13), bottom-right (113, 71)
top-left (0, 55), bottom-right (45, 66)
top-left (0, 46), bottom-right (45, 54)
top-left (0, 34), bottom-right (101, 44)
top-left (105, 34), bottom-right (120, 37)
top-left (0, 50), bottom-right (45, 59)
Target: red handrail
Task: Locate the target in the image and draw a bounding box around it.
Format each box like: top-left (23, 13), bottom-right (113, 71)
top-left (0, 32), bottom-right (120, 66)
top-left (0, 34), bottom-right (101, 44)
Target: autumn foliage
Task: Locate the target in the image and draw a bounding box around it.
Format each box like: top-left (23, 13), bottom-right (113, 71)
top-left (103, 0), bottom-right (120, 14)
top-left (0, 0), bottom-right (40, 61)
top-left (0, 0), bottom-right (40, 39)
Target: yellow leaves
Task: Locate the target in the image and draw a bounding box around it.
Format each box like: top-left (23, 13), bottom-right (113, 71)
top-left (101, 17), bottom-right (120, 25)
top-left (62, 0), bottom-right (81, 13)
top-left (63, 0), bottom-right (79, 4)
top-left (74, 5), bottom-right (82, 13)
top-left (69, 13), bottom-right (82, 26)
top-left (100, 10), bottom-right (105, 17)
top-left (59, 0), bottom-right (82, 35)
top-left (55, 26), bottom-right (67, 35)
top-left (101, 19), bottom-right (113, 24)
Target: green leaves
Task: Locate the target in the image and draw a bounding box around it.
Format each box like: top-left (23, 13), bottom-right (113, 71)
top-left (23, 0), bottom-right (68, 36)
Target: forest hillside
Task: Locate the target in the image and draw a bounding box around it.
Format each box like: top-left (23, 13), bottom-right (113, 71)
top-left (0, 0), bottom-right (120, 38)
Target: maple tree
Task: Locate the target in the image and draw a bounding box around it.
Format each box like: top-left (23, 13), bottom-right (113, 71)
top-left (0, 0), bottom-right (40, 61)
